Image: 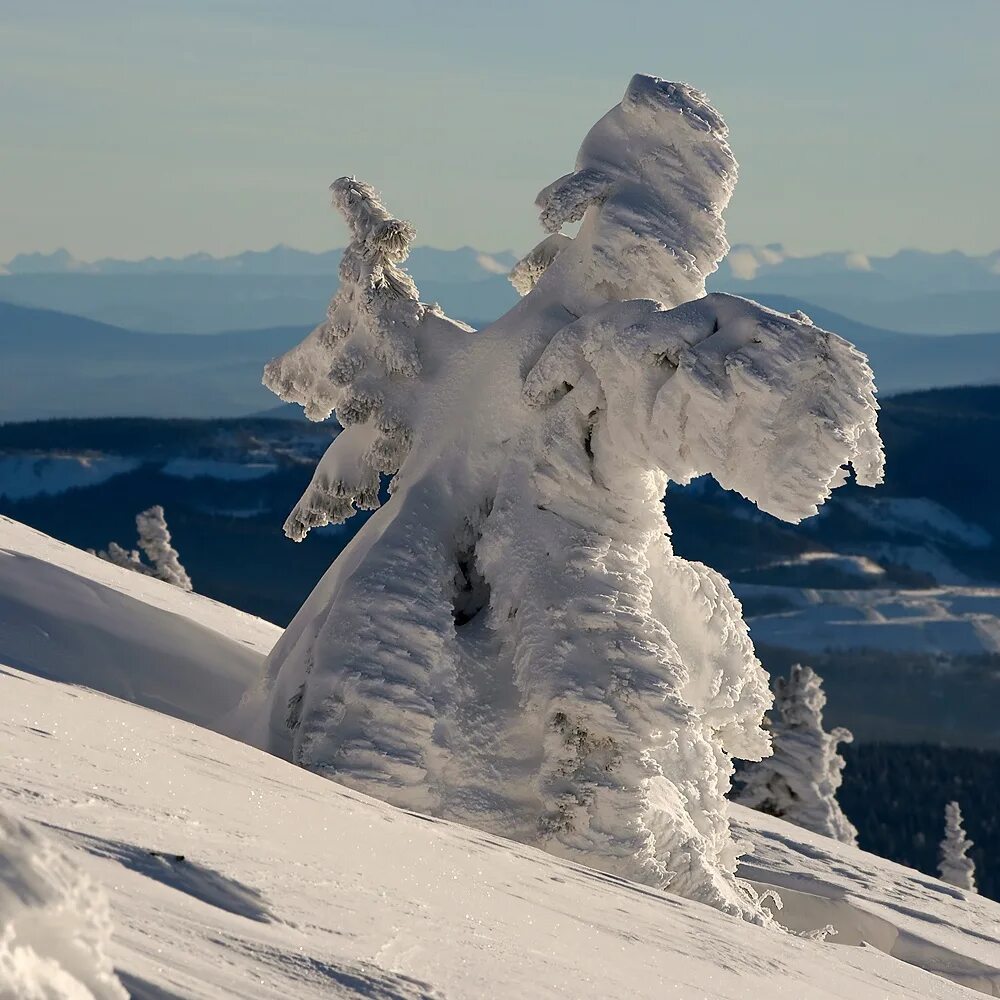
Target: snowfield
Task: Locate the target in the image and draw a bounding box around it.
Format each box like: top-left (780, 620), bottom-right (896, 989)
top-left (0, 516), bottom-right (278, 734)
top-left (744, 583), bottom-right (1000, 655)
top-left (0, 455), bottom-right (141, 501)
top-left (1, 516), bottom-right (999, 998)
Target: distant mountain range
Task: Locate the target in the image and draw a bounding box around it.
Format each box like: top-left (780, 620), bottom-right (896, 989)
top-left (1, 245), bottom-right (519, 283)
top-left (3, 243), bottom-right (999, 334)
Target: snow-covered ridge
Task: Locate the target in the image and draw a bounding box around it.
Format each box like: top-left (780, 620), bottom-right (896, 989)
top-left (743, 583), bottom-right (1000, 655)
top-left (0, 454), bottom-right (141, 501)
top-left (0, 516), bottom-right (278, 733)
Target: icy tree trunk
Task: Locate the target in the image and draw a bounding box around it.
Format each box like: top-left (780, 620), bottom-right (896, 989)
top-left (734, 664), bottom-right (857, 845)
top-left (244, 75), bottom-right (884, 923)
top-left (939, 801), bottom-right (977, 892)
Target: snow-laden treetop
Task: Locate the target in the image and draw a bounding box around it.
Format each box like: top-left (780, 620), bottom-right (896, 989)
top-left (250, 74), bottom-right (886, 923)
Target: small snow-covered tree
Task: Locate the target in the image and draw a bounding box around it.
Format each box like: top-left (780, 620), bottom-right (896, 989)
top-left (136, 505), bottom-right (193, 591)
top-left (93, 540), bottom-right (153, 576)
top-left (939, 800), bottom-right (977, 891)
top-left (735, 664), bottom-right (857, 845)
top-left (94, 505), bottom-right (193, 591)
top-left (245, 75), bottom-right (884, 922)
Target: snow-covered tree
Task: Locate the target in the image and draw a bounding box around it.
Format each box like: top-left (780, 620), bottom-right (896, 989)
top-left (93, 540), bottom-right (153, 576)
top-left (735, 664), bottom-right (857, 845)
top-left (136, 505), bottom-right (193, 591)
top-left (94, 505), bottom-right (193, 591)
top-left (939, 801), bottom-right (977, 891)
top-left (244, 75), bottom-right (884, 922)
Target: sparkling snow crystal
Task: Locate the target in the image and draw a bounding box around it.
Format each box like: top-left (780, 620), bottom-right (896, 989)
top-left (246, 74), bottom-right (884, 922)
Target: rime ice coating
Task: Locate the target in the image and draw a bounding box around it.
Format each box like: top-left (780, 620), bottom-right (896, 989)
top-left (939, 801), bottom-right (977, 892)
top-left (735, 664), bottom-right (858, 845)
top-left (250, 74), bottom-right (885, 922)
top-left (94, 505), bottom-right (193, 591)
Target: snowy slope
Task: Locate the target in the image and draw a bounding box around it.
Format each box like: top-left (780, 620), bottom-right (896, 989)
top-left (1, 517), bottom-right (999, 997)
top-left (0, 516), bottom-right (278, 734)
top-left (4, 665), bottom-right (999, 1000)
top-left (744, 584), bottom-right (1000, 655)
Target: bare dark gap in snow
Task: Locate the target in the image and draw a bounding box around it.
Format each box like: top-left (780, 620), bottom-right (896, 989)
top-left (286, 684), bottom-right (304, 731)
top-left (452, 532), bottom-right (491, 628)
top-left (583, 410), bottom-right (598, 463)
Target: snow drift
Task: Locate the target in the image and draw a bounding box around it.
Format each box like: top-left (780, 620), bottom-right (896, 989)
top-left (246, 74), bottom-right (885, 920)
top-left (0, 516), bottom-right (278, 734)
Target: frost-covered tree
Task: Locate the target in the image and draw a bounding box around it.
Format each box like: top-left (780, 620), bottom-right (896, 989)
top-left (94, 505), bottom-right (193, 591)
top-left (939, 801), bottom-right (977, 891)
top-left (735, 664), bottom-right (857, 845)
top-left (244, 75), bottom-right (884, 922)
top-left (136, 505), bottom-right (193, 591)
top-left (93, 540), bottom-right (153, 576)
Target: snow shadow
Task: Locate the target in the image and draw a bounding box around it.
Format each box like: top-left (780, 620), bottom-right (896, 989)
top-left (302, 962), bottom-right (439, 1000)
top-left (116, 971), bottom-right (188, 1000)
top-left (63, 830), bottom-right (273, 923)
top-left (745, 872), bottom-right (1000, 997)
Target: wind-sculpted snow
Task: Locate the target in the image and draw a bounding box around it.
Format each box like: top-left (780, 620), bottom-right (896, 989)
top-left (4, 663), bottom-right (993, 999)
top-left (249, 74), bottom-right (884, 921)
top-left (0, 808), bottom-right (126, 1000)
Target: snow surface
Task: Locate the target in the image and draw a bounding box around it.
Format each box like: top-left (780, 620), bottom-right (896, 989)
top-left (743, 583), bottom-right (1000, 655)
top-left (2, 665), bottom-right (998, 999)
top-left (0, 455), bottom-right (140, 501)
top-left (0, 516), bottom-right (278, 734)
top-left (764, 552), bottom-right (886, 579)
top-left (1, 516), bottom-right (998, 997)
top-left (842, 497), bottom-right (991, 549)
top-left (0, 808), bottom-right (126, 999)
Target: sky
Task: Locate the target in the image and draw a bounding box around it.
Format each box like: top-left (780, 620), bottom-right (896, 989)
top-left (2, 0), bottom-right (998, 261)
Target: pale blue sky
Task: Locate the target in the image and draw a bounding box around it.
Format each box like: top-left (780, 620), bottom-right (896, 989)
top-left (2, 0), bottom-right (998, 260)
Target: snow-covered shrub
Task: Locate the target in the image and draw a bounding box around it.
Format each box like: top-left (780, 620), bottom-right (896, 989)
top-left (94, 505), bottom-right (193, 591)
top-left (0, 808), bottom-right (127, 1000)
top-left (939, 801), bottom-right (977, 892)
top-left (735, 664), bottom-right (857, 845)
top-left (135, 505), bottom-right (193, 591)
top-left (247, 74), bottom-right (884, 922)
